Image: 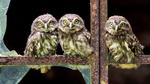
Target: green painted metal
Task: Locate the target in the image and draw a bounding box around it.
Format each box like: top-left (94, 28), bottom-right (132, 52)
top-left (0, 0), bottom-right (30, 84)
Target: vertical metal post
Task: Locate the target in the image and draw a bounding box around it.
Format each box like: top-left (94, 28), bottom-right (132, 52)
top-left (100, 0), bottom-right (108, 84)
top-left (90, 0), bottom-right (100, 84)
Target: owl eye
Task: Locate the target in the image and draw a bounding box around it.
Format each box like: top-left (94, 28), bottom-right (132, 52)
top-left (120, 22), bottom-right (129, 29)
top-left (62, 20), bottom-right (69, 26)
top-left (106, 22), bottom-right (114, 29)
top-left (74, 19), bottom-right (81, 24)
top-left (35, 21), bottom-right (44, 28)
top-left (48, 20), bottom-right (56, 26)
top-left (109, 22), bottom-right (114, 27)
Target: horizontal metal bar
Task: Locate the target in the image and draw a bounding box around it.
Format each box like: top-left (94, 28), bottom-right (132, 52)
top-left (0, 55), bottom-right (89, 65)
top-left (109, 55), bottom-right (150, 64)
top-left (1, 55), bottom-right (149, 65)
top-left (135, 55), bottom-right (150, 64)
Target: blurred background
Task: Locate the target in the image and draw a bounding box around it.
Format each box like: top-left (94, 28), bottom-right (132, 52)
top-left (109, 0), bottom-right (150, 84)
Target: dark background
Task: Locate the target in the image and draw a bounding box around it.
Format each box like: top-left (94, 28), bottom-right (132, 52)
top-left (19, 66), bottom-right (86, 84)
top-left (5, 0), bottom-right (90, 84)
top-left (108, 0), bottom-right (150, 84)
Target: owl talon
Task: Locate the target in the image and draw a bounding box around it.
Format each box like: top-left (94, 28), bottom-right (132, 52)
top-left (114, 56), bottom-right (121, 62)
top-left (126, 52), bottom-right (134, 63)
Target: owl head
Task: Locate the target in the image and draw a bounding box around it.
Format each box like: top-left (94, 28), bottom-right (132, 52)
top-left (31, 14), bottom-right (57, 33)
top-left (58, 14), bottom-right (85, 34)
top-left (105, 15), bottom-right (132, 35)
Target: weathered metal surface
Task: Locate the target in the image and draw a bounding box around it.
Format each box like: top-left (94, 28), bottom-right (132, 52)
top-left (135, 55), bottom-right (150, 64)
top-left (109, 55), bottom-right (150, 64)
top-left (100, 0), bottom-right (108, 84)
top-left (0, 56), bottom-right (89, 65)
top-left (90, 0), bottom-right (100, 84)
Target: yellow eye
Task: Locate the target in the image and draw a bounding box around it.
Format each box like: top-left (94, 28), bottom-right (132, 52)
top-left (109, 22), bottom-right (113, 27)
top-left (48, 20), bottom-right (56, 26)
top-left (120, 22), bottom-right (129, 30)
top-left (62, 20), bottom-right (68, 26)
top-left (121, 23), bottom-right (128, 27)
top-left (35, 21), bottom-right (44, 28)
top-left (74, 19), bottom-right (81, 24)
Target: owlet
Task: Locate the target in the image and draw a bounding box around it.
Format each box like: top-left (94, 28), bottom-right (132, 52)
top-left (105, 15), bottom-right (144, 63)
top-left (24, 14), bottom-right (58, 57)
top-left (58, 14), bottom-right (93, 57)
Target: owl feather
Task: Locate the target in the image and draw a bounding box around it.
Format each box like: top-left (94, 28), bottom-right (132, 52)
top-left (58, 14), bottom-right (93, 57)
top-left (24, 14), bottom-right (58, 73)
top-left (24, 14), bottom-right (58, 57)
top-left (105, 15), bottom-right (144, 63)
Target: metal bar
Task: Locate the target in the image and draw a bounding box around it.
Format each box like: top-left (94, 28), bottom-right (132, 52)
top-left (109, 55), bottom-right (150, 64)
top-left (0, 55), bottom-right (150, 79)
top-left (90, 0), bottom-right (100, 84)
top-left (135, 55), bottom-right (150, 64)
top-left (100, 0), bottom-right (108, 84)
top-left (0, 56), bottom-right (89, 65)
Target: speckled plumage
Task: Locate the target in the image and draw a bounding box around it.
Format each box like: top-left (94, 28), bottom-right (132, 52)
top-left (58, 14), bottom-right (93, 57)
top-left (24, 14), bottom-right (58, 57)
top-left (105, 15), bottom-right (144, 63)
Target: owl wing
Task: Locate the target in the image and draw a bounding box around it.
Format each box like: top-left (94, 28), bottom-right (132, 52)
top-left (24, 32), bottom-right (41, 56)
top-left (127, 33), bottom-right (144, 56)
top-left (82, 29), bottom-right (91, 41)
top-left (74, 29), bottom-right (93, 56)
top-left (105, 33), bottom-right (125, 62)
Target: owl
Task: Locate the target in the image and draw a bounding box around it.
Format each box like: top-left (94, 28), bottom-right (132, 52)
top-left (58, 14), bottom-right (93, 57)
top-left (105, 15), bottom-right (144, 63)
top-left (24, 14), bottom-right (58, 57)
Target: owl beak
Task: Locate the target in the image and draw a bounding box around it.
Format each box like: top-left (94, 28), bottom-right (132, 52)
top-left (45, 24), bottom-right (47, 29)
top-left (44, 24), bottom-right (49, 32)
top-left (115, 26), bottom-right (118, 31)
top-left (69, 24), bottom-right (72, 29)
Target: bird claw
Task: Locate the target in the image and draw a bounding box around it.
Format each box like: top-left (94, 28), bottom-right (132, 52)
top-left (113, 53), bottom-right (124, 62)
top-left (114, 55), bottom-right (121, 62)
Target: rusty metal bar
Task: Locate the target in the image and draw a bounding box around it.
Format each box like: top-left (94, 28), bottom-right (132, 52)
top-left (135, 55), bottom-right (150, 64)
top-left (1, 55), bottom-right (150, 64)
top-left (0, 56), bottom-right (89, 65)
top-left (90, 0), bottom-right (100, 84)
top-left (100, 0), bottom-right (108, 84)
top-left (0, 55), bottom-right (150, 65)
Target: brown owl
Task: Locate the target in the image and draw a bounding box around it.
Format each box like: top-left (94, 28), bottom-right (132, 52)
top-left (105, 15), bottom-right (144, 63)
top-left (24, 14), bottom-right (58, 57)
top-left (58, 14), bottom-right (93, 57)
